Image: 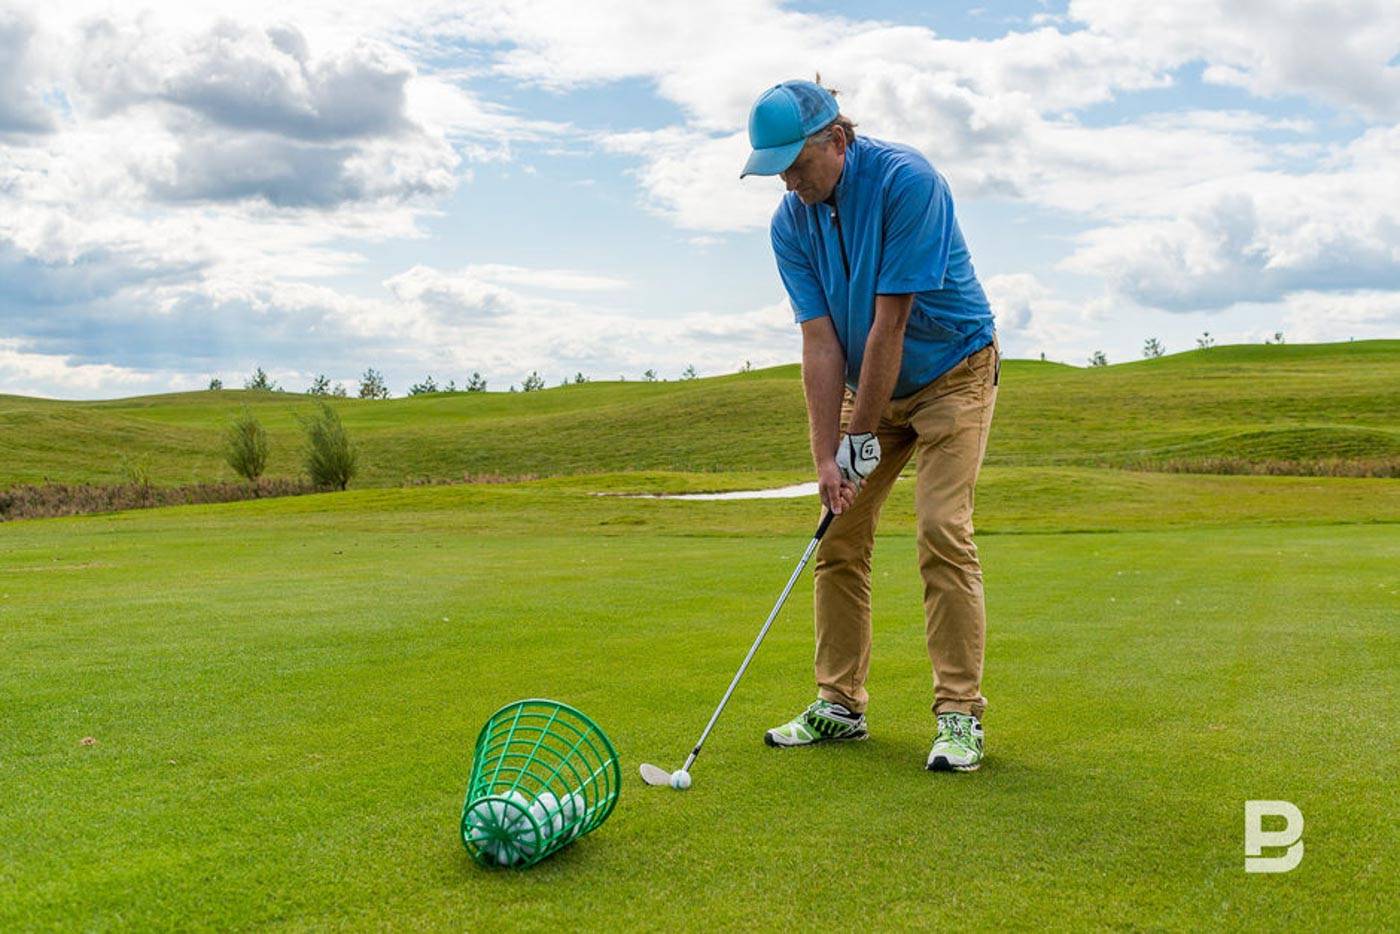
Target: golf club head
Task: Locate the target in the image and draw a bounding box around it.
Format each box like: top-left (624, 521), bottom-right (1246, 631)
top-left (639, 763), bottom-right (672, 786)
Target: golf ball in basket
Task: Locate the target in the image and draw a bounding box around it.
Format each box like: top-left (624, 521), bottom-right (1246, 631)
top-left (670, 770), bottom-right (692, 790)
top-left (463, 790), bottom-right (532, 866)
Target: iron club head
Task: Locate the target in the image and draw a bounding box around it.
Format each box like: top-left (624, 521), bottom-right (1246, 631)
top-left (639, 763), bottom-right (674, 787)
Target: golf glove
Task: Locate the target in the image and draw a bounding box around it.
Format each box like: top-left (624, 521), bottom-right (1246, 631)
top-left (835, 432), bottom-right (881, 486)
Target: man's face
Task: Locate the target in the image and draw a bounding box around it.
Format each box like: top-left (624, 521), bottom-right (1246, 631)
top-left (780, 133), bottom-right (846, 205)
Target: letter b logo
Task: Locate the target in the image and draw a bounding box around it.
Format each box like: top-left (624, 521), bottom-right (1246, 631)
top-left (1245, 800), bottom-right (1303, 873)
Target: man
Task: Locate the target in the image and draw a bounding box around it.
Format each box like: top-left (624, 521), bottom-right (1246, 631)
top-left (740, 79), bottom-right (999, 772)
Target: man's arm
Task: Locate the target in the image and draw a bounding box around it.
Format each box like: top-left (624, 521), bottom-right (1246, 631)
top-left (847, 293), bottom-right (914, 432)
top-left (801, 315), bottom-right (856, 514)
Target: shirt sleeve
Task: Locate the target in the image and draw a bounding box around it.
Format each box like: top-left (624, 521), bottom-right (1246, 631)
top-left (876, 160), bottom-right (953, 295)
top-left (771, 208), bottom-right (829, 324)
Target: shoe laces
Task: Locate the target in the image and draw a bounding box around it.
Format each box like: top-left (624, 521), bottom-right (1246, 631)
top-left (939, 714), bottom-right (970, 743)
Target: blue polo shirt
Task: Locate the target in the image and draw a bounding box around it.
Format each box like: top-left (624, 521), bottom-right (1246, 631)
top-left (770, 136), bottom-right (995, 398)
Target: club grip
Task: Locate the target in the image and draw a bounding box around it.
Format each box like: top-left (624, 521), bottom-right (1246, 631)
top-left (814, 509), bottom-right (835, 541)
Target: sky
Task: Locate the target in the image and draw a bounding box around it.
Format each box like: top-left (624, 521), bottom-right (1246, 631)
top-left (1, 0), bottom-right (1398, 398)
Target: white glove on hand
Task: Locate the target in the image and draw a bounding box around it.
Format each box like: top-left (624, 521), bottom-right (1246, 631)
top-left (835, 432), bottom-right (881, 486)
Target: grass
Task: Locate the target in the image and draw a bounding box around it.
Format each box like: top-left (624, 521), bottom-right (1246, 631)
top-left (2, 475), bottom-right (1396, 928)
top-left (2, 339), bottom-right (1396, 926)
top-left (2, 340), bottom-right (1398, 488)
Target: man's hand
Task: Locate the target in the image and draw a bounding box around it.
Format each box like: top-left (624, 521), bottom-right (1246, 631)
top-left (835, 431), bottom-right (881, 487)
top-left (817, 459), bottom-right (858, 515)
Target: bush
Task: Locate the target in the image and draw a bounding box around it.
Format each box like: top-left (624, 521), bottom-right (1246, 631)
top-left (301, 401), bottom-right (357, 490)
top-left (466, 371), bottom-right (487, 392)
top-left (521, 371), bottom-right (545, 392)
top-left (1088, 350), bottom-right (1108, 367)
top-left (358, 368), bottom-right (391, 399)
top-left (225, 408), bottom-right (270, 481)
top-left (408, 375), bottom-right (439, 395)
top-left (308, 374), bottom-right (331, 395)
top-left (245, 367), bottom-right (278, 391)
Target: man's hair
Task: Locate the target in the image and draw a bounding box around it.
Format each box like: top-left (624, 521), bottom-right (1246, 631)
top-left (808, 74), bottom-right (856, 145)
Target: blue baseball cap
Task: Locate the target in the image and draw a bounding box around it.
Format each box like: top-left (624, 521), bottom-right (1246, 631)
top-left (740, 80), bottom-right (840, 178)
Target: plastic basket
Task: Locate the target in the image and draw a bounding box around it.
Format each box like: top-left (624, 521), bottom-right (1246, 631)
top-left (460, 699), bottom-right (621, 868)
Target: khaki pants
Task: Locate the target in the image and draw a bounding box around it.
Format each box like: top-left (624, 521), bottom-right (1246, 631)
top-left (813, 336), bottom-right (999, 719)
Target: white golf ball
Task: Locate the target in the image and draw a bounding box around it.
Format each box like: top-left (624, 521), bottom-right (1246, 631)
top-left (670, 770), bottom-right (692, 791)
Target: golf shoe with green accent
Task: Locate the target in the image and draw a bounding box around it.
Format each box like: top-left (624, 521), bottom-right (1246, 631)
top-left (926, 712), bottom-right (984, 772)
top-left (763, 699), bottom-right (867, 747)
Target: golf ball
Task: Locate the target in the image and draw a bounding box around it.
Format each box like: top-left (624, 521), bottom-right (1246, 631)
top-left (670, 770), bottom-right (692, 791)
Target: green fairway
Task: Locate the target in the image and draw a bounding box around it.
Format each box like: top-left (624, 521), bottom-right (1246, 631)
top-left (2, 340), bottom-right (1397, 488)
top-left (2, 475), bottom-right (1395, 928)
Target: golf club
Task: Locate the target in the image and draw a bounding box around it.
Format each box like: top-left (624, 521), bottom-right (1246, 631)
top-left (641, 508), bottom-right (837, 789)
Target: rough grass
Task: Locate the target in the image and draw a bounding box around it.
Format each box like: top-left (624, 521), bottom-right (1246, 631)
top-left (0, 478), bottom-right (320, 522)
top-left (1, 479), bottom-right (1394, 929)
top-left (2, 340), bottom-right (1396, 488)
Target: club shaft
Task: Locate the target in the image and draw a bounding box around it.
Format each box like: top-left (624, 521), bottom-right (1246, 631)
top-left (681, 511), bottom-right (834, 772)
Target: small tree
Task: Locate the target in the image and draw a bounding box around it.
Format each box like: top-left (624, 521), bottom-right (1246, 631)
top-left (408, 375), bottom-right (439, 395)
top-left (358, 368), bottom-right (390, 400)
top-left (331, 383), bottom-right (348, 398)
top-left (1196, 331), bottom-right (1215, 350)
top-left (681, 364), bottom-right (698, 380)
top-left (742, 360), bottom-right (753, 372)
top-left (572, 372), bottom-right (588, 385)
top-left (208, 377), bottom-right (223, 390)
top-left (308, 374), bottom-right (331, 395)
top-left (225, 408), bottom-right (269, 482)
top-left (466, 371), bottom-right (487, 392)
top-left (1273, 330), bottom-right (1285, 344)
top-left (1088, 350), bottom-right (1108, 367)
top-left (245, 367), bottom-right (278, 392)
top-left (522, 371), bottom-right (545, 392)
top-left (301, 401), bottom-right (357, 491)
top-left (1142, 337), bottom-right (1165, 359)
top-left (642, 369), bottom-right (657, 382)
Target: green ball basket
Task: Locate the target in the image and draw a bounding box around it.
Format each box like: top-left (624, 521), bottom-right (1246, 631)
top-left (460, 699), bottom-right (621, 869)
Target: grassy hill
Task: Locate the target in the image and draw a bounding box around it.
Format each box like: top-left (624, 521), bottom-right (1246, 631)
top-left (1, 340), bottom-right (1397, 489)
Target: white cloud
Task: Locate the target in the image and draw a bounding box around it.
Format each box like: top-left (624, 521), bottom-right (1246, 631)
top-left (0, 339), bottom-right (164, 396)
top-left (0, 6), bottom-right (55, 136)
top-left (982, 273), bottom-right (1103, 359)
top-left (1061, 125), bottom-right (1400, 310)
top-left (1069, 0), bottom-right (1400, 121)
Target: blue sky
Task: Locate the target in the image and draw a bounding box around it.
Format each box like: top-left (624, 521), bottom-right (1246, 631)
top-left (1, 0), bottom-right (1397, 397)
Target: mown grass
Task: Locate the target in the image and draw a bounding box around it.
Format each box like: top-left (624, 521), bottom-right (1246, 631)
top-left (2, 341), bottom-right (1397, 488)
top-left (1, 478), bottom-right (1395, 929)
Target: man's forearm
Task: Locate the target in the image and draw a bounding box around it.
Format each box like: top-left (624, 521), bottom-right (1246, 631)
top-left (802, 336), bottom-right (846, 467)
top-left (848, 294), bottom-right (913, 432)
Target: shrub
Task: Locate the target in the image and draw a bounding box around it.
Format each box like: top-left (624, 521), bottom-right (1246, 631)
top-left (308, 374), bottom-right (331, 395)
top-left (1088, 350), bottom-right (1108, 367)
top-left (408, 375), bottom-right (439, 395)
top-left (301, 401), bottom-right (357, 490)
top-left (225, 408), bottom-right (269, 481)
top-left (466, 371), bottom-right (487, 392)
top-left (208, 377), bottom-right (223, 390)
top-left (245, 367), bottom-right (278, 391)
top-left (521, 371), bottom-right (545, 392)
top-left (682, 365), bottom-right (698, 379)
top-left (358, 368), bottom-right (391, 400)
top-left (1142, 338), bottom-right (1164, 358)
